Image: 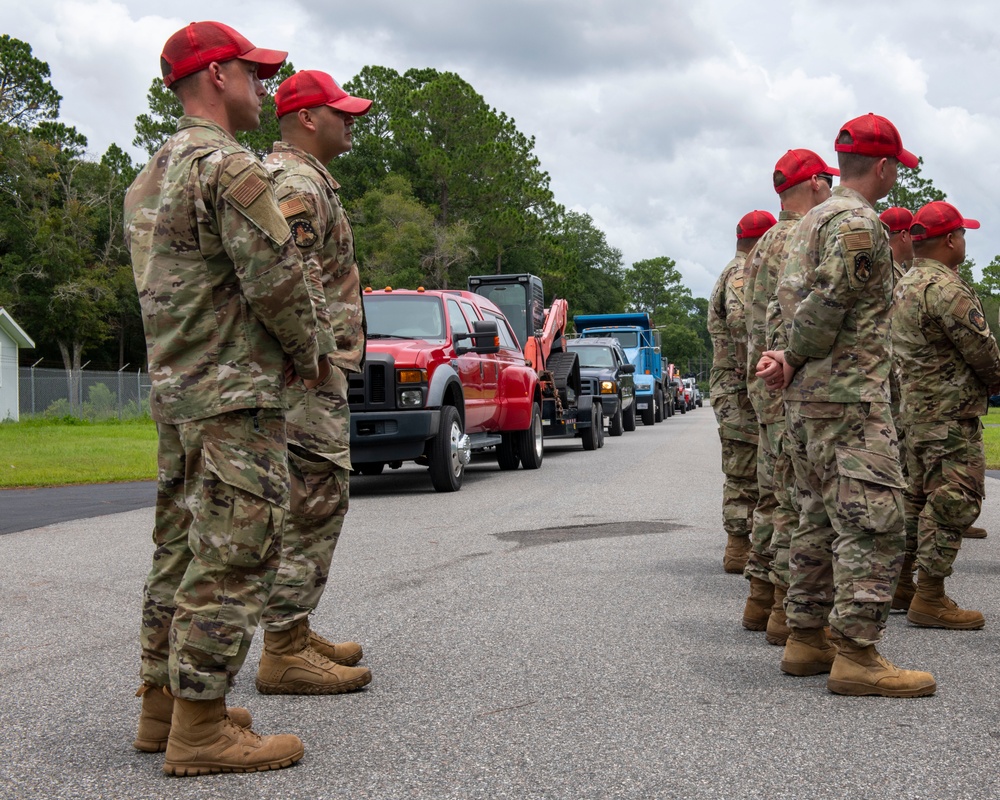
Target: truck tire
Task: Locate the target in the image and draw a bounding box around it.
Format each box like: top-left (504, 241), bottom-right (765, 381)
top-left (609, 401), bottom-right (623, 436)
top-left (581, 402), bottom-right (600, 451)
top-left (497, 434), bottom-right (519, 470)
top-left (516, 402), bottom-right (544, 469)
top-left (641, 397), bottom-right (655, 426)
top-left (429, 405), bottom-right (465, 492)
top-left (624, 400), bottom-right (637, 432)
top-left (653, 389), bottom-right (663, 423)
top-left (597, 411), bottom-right (605, 447)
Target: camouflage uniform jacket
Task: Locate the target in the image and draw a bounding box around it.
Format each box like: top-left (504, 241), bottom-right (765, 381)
top-left (744, 211), bottom-right (802, 424)
top-left (709, 252), bottom-right (749, 396)
top-left (264, 143), bottom-right (365, 373)
top-left (892, 257), bottom-right (1000, 423)
top-left (124, 116), bottom-right (320, 423)
top-left (777, 186), bottom-right (893, 403)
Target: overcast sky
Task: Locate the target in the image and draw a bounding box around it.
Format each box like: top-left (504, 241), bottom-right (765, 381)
top-left (7, 0), bottom-right (1000, 298)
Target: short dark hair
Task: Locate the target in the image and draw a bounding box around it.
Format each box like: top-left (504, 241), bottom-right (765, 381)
top-left (836, 132), bottom-right (878, 179)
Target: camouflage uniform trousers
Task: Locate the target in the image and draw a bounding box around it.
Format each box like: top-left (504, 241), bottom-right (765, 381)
top-left (262, 364), bottom-right (352, 631)
top-left (784, 400), bottom-right (905, 646)
top-left (140, 409), bottom-right (289, 699)
top-left (712, 391), bottom-right (760, 539)
top-left (746, 418), bottom-right (799, 587)
top-left (902, 417), bottom-right (984, 579)
top-left (766, 424), bottom-right (799, 591)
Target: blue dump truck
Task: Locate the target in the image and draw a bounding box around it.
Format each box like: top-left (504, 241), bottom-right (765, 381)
top-left (573, 313), bottom-right (669, 426)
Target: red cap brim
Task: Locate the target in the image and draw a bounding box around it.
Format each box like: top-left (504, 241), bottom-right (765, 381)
top-left (826, 166), bottom-right (841, 176)
top-left (240, 47), bottom-right (288, 80)
top-left (963, 218), bottom-right (981, 230)
top-left (330, 95), bottom-right (373, 116)
top-left (897, 148), bottom-right (919, 169)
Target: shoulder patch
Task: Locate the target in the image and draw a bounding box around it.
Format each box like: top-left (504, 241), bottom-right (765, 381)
top-left (854, 253), bottom-right (873, 283)
top-left (969, 307), bottom-right (988, 332)
top-left (279, 196), bottom-right (309, 219)
top-left (290, 219), bottom-right (318, 248)
top-left (229, 172), bottom-right (267, 209)
top-left (953, 296), bottom-right (973, 321)
top-left (843, 231), bottom-right (873, 251)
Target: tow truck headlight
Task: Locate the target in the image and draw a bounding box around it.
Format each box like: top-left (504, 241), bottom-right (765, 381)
top-left (600, 380), bottom-right (617, 394)
top-left (397, 369), bottom-right (427, 407)
top-left (399, 389), bottom-right (424, 407)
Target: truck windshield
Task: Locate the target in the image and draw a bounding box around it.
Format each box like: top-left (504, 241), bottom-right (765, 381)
top-left (569, 346), bottom-right (615, 368)
top-left (611, 331), bottom-right (639, 348)
top-left (365, 296), bottom-right (446, 341)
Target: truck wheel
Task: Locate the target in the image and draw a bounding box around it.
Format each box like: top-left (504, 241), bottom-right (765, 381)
top-left (624, 400), bottom-right (637, 432)
top-left (680, 402), bottom-right (686, 414)
top-left (516, 402), bottom-right (544, 470)
top-left (641, 398), bottom-right (655, 426)
top-left (609, 401), bottom-right (623, 436)
top-left (654, 389), bottom-right (663, 423)
top-left (429, 405), bottom-right (466, 492)
top-left (597, 410), bottom-right (605, 447)
top-left (581, 402), bottom-right (600, 451)
top-left (497, 434), bottom-right (519, 470)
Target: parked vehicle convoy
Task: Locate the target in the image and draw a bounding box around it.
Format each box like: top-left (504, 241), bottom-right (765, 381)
top-left (572, 312), bottom-right (669, 425)
top-left (348, 287), bottom-right (541, 492)
top-left (566, 337), bottom-right (636, 437)
top-left (467, 273), bottom-right (602, 451)
top-left (681, 378), bottom-right (697, 411)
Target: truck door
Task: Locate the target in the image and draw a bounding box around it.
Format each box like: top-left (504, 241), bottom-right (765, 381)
top-left (447, 299), bottom-right (487, 431)
top-left (461, 300), bottom-right (499, 429)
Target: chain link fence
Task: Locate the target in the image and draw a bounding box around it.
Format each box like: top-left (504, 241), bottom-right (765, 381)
top-left (19, 366), bottom-right (151, 420)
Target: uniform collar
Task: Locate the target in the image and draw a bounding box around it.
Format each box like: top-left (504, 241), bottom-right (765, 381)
top-left (831, 185), bottom-right (872, 209)
top-left (778, 210), bottom-right (803, 221)
top-left (270, 141), bottom-right (341, 190)
top-left (176, 115), bottom-right (239, 143)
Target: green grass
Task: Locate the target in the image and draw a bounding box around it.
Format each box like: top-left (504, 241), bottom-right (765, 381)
top-left (0, 417), bottom-right (157, 488)
top-left (984, 407), bottom-right (1000, 470)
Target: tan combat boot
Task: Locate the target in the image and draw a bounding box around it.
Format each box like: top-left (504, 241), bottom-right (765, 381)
top-left (134, 684), bottom-right (252, 753)
top-left (765, 585), bottom-right (790, 646)
top-left (907, 573), bottom-right (985, 630)
top-left (827, 640), bottom-right (936, 697)
top-left (742, 577), bottom-right (774, 631)
top-left (780, 628), bottom-right (837, 676)
top-left (256, 620), bottom-right (372, 695)
top-left (303, 620), bottom-right (364, 666)
top-left (163, 696), bottom-right (303, 776)
top-left (963, 525), bottom-right (988, 539)
top-left (891, 553), bottom-right (916, 611)
top-left (723, 535), bottom-right (751, 574)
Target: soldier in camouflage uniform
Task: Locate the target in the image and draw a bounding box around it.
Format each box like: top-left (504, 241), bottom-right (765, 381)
top-left (741, 150), bottom-right (836, 640)
top-left (759, 114), bottom-right (935, 697)
top-left (879, 206), bottom-right (920, 609)
top-left (125, 22), bottom-right (324, 775)
top-left (892, 201), bottom-right (1000, 630)
top-left (254, 70), bottom-right (373, 695)
top-left (709, 210), bottom-right (775, 574)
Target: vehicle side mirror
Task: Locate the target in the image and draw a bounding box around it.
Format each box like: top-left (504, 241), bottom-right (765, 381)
top-left (621, 363), bottom-right (636, 374)
top-left (454, 319), bottom-right (500, 354)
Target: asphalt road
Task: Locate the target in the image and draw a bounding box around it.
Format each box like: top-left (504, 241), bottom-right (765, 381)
top-left (3, 408), bottom-right (1000, 799)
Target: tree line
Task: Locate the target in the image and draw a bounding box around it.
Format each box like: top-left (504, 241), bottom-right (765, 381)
top-left (0, 35), bottom-right (711, 378)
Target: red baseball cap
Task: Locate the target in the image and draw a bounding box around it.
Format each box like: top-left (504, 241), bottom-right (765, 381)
top-left (161, 21), bottom-right (287, 88)
top-left (910, 201), bottom-right (980, 242)
top-left (835, 113), bottom-right (918, 169)
top-left (737, 210), bottom-right (777, 240)
top-left (879, 207), bottom-right (913, 233)
top-left (275, 70), bottom-right (373, 118)
top-left (773, 149), bottom-right (840, 194)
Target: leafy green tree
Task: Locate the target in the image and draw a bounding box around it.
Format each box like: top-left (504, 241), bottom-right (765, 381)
top-left (544, 210), bottom-right (624, 316)
top-left (976, 255), bottom-right (1000, 298)
top-left (624, 256), bottom-right (689, 319)
top-left (0, 35), bottom-right (61, 127)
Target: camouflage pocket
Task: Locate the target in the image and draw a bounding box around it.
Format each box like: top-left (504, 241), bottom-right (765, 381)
top-left (200, 438), bottom-right (287, 568)
top-left (798, 402), bottom-right (844, 420)
top-left (835, 446), bottom-right (905, 534)
top-left (179, 614), bottom-right (244, 658)
top-left (288, 444), bottom-right (343, 521)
